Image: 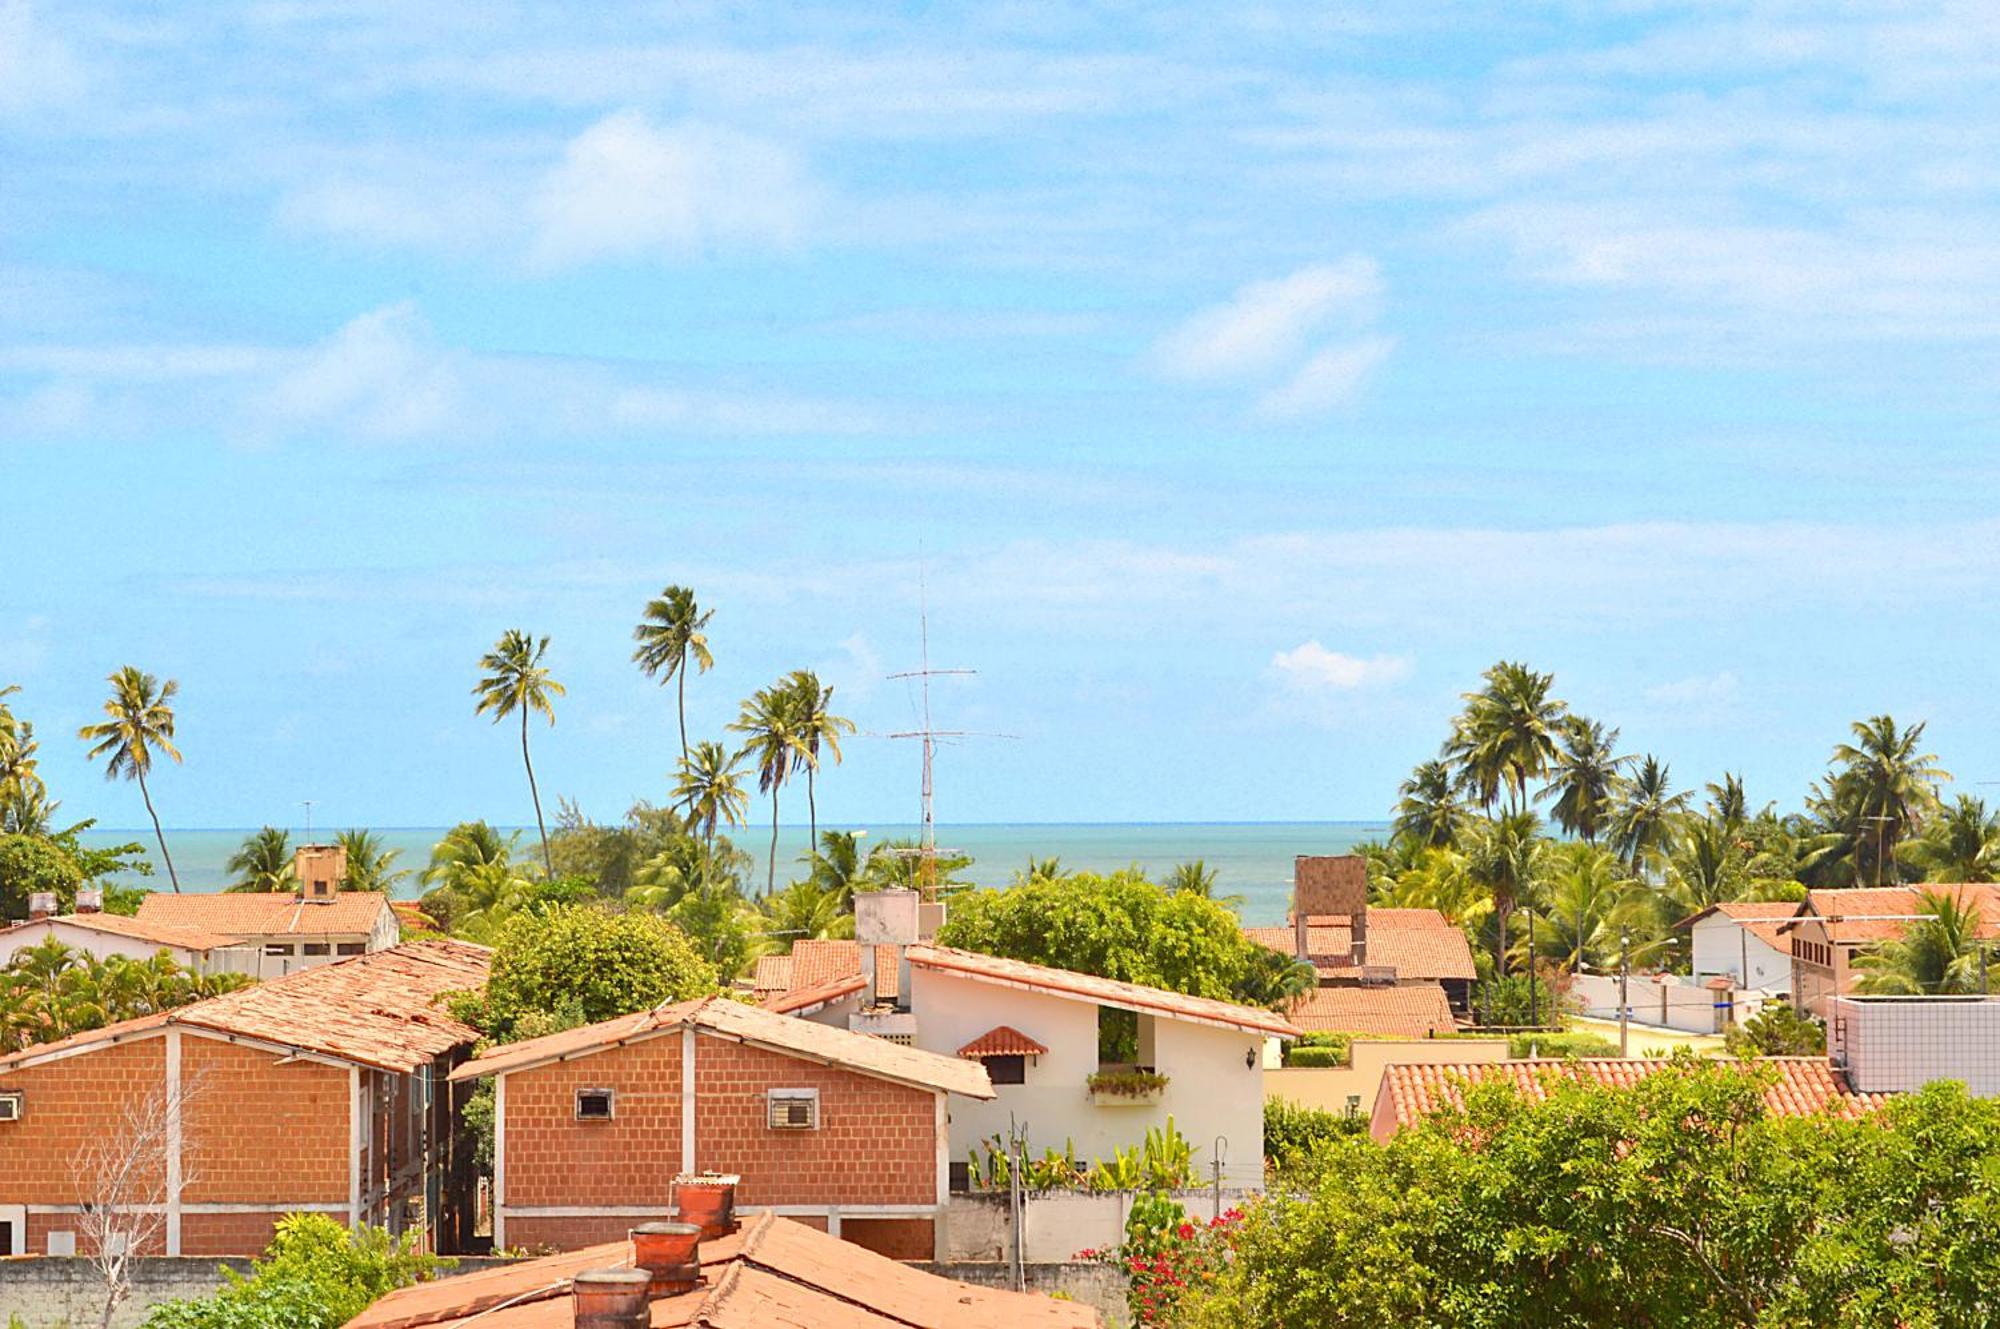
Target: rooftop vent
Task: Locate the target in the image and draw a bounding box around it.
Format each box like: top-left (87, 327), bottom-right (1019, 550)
top-left (572, 1269), bottom-right (650, 1329)
top-left (27, 892), bottom-right (56, 922)
top-left (630, 1223), bottom-right (703, 1298)
top-left (74, 888), bottom-right (102, 914)
top-left (293, 844), bottom-right (347, 900)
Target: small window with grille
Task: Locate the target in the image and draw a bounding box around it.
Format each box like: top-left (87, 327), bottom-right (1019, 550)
top-left (575, 1088), bottom-right (615, 1121)
top-left (767, 1088), bottom-right (819, 1130)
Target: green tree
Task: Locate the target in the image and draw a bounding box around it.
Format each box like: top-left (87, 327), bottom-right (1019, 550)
top-left (1898, 793), bottom-right (2000, 883)
top-left (417, 821), bottom-right (528, 935)
top-left (805, 829), bottom-right (867, 908)
top-left (225, 826), bottom-right (293, 893)
top-left (1723, 1001), bottom-right (1825, 1057)
top-left (730, 680), bottom-right (804, 895)
top-left (1533, 841), bottom-right (1646, 971)
top-left (335, 828), bottom-right (407, 892)
top-left (77, 666), bottom-right (183, 892)
top-left (1706, 772), bottom-right (1751, 831)
top-left (1537, 716), bottom-right (1631, 844)
top-left (1463, 811), bottom-right (1544, 978)
top-left (0, 832), bottom-right (84, 919)
top-left (782, 670), bottom-right (853, 851)
top-left (1164, 859), bottom-right (1222, 897)
top-left (674, 740), bottom-right (749, 848)
top-left (1610, 754), bottom-right (1691, 876)
top-left (0, 684), bottom-right (54, 835)
top-left (1828, 714), bottom-right (1950, 887)
top-left (0, 937), bottom-right (248, 1052)
top-left (857, 837), bottom-right (976, 894)
top-left (142, 1214), bottom-right (447, 1329)
top-left (632, 584), bottom-right (714, 764)
top-left (472, 630), bottom-right (565, 877)
top-left (1445, 661), bottom-right (1567, 815)
top-left (1393, 760), bottom-right (1468, 849)
top-left (1851, 888), bottom-right (1994, 995)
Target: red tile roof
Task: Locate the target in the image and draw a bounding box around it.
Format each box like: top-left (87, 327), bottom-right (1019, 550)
top-left (905, 945), bottom-right (1301, 1039)
top-left (1242, 908), bottom-right (1478, 982)
top-left (1788, 885), bottom-right (2000, 946)
top-left (136, 889), bottom-right (393, 938)
top-left (749, 941), bottom-right (899, 1002)
top-left (748, 953), bottom-right (792, 996)
top-left (0, 940), bottom-right (490, 1074)
top-left (4, 912), bottom-right (242, 952)
top-left (451, 993), bottom-right (995, 1099)
top-left (1375, 1056), bottom-right (1887, 1137)
top-left (1288, 983), bottom-right (1456, 1037)
top-left (760, 972), bottom-right (866, 1015)
top-left (956, 1025), bottom-right (1051, 1058)
top-left (1678, 900), bottom-right (1803, 949)
top-left (348, 1211), bottom-right (1096, 1329)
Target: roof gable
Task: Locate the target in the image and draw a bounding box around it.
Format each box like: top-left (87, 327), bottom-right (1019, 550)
top-left (1288, 983), bottom-right (1455, 1037)
top-left (906, 945), bottom-right (1300, 1038)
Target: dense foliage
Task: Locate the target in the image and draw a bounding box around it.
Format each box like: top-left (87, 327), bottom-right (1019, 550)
top-left (1183, 1060), bottom-right (2000, 1328)
top-left (0, 937), bottom-right (249, 1051)
top-left (1080, 1192), bottom-right (1243, 1327)
top-left (143, 1214), bottom-right (448, 1328)
top-left (1263, 1096), bottom-right (1367, 1176)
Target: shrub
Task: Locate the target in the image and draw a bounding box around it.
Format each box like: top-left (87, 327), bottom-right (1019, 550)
top-left (1725, 1001), bottom-right (1825, 1057)
top-left (144, 1215), bottom-right (448, 1328)
top-left (1265, 1096), bottom-right (1367, 1175)
top-left (1078, 1191), bottom-right (1243, 1327)
top-left (1507, 1030), bottom-right (1618, 1059)
top-left (1088, 1068), bottom-right (1170, 1098)
top-left (1285, 1045), bottom-right (1345, 1068)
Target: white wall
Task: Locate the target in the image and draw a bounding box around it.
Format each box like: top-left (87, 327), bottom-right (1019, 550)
top-left (1833, 995), bottom-right (2000, 1096)
top-left (1, 920), bottom-right (208, 970)
top-left (906, 967), bottom-right (1268, 1187)
top-left (1571, 971), bottom-right (1739, 1035)
top-left (1691, 917), bottom-right (1790, 991)
top-left (941, 1187), bottom-right (1262, 1263)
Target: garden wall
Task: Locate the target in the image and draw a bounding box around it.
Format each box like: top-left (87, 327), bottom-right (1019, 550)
top-left (942, 1186), bottom-right (1259, 1264)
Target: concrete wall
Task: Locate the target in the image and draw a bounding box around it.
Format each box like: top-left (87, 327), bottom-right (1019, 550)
top-left (1833, 995), bottom-right (2000, 1096)
top-left (1690, 917), bottom-right (1790, 991)
top-left (909, 967), bottom-right (1269, 1186)
top-left (1266, 1037), bottom-right (1510, 1116)
top-left (940, 1187), bottom-right (1260, 1264)
top-left (1571, 971), bottom-right (1736, 1034)
top-left (921, 1260), bottom-right (1127, 1324)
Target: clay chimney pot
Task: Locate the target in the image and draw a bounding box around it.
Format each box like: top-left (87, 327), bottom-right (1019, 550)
top-left (572, 1269), bottom-right (651, 1329)
top-left (630, 1222), bottom-right (704, 1297)
top-left (672, 1173), bottom-right (740, 1239)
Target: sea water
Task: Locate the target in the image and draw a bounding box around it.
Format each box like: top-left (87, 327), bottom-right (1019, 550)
top-left (74, 822), bottom-right (1386, 926)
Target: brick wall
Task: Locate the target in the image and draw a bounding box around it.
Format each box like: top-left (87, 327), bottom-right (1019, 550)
top-left (180, 1211), bottom-right (286, 1258)
top-left (504, 1033), bottom-right (684, 1208)
top-left (0, 1035), bottom-right (168, 1205)
top-left (692, 1033), bottom-right (936, 1207)
top-left (181, 1034), bottom-right (349, 1204)
top-left (504, 1214), bottom-right (670, 1251)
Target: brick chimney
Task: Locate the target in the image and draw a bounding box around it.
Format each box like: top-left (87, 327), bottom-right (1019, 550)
top-left (28, 891), bottom-right (57, 922)
top-left (630, 1222), bottom-right (703, 1298)
top-left (1292, 855), bottom-right (1369, 966)
top-left (671, 1173), bottom-right (740, 1239)
top-left (571, 1269), bottom-right (651, 1329)
top-left (75, 887), bottom-right (103, 914)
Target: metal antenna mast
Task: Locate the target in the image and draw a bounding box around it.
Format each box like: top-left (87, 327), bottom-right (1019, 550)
top-left (887, 577), bottom-right (975, 899)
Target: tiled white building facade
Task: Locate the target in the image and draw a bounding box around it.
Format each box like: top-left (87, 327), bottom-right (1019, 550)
top-left (1830, 995), bottom-right (2000, 1096)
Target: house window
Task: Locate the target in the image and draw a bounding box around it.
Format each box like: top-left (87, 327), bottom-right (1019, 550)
top-left (575, 1089), bottom-right (615, 1121)
top-left (768, 1088), bottom-right (820, 1130)
top-left (982, 1055), bottom-right (1027, 1085)
top-left (302, 943), bottom-right (330, 957)
top-left (263, 943), bottom-right (294, 958)
top-left (336, 943), bottom-right (365, 956)
top-left (0, 1092), bottom-right (21, 1123)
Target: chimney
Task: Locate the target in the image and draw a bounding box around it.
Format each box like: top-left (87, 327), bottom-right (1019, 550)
top-left (855, 889), bottom-right (921, 1005)
top-left (630, 1222), bottom-right (703, 1298)
top-left (1293, 855), bottom-right (1369, 966)
top-left (671, 1173), bottom-right (740, 1239)
top-left (28, 892), bottom-right (56, 922)
top-left (75, 888), bottom-right (103, 914)
top-left (292, 844), bottom-right (348, 900)
top-left (571, 1269), bottom-right (651, 1329)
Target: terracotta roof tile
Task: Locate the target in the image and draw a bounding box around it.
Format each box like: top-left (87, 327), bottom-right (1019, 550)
top-left (784, 940), bottom-right (900, 1001)
top-left (1790, 885), bottom-right (2000, 946)
top-left (760, 973), bottom-right (866, 1015)
top-left (748, 954), bottom-right (792, 997)
top-left (1377, 1056), bottom-right (1888, 1135)
top-left (136, 890), bottom-right (393, 938)
top-left (451, 993), bottom-right (994, 1099)
top-left (6, 912), bottom-right (242, 952)
top-left (906, 945), bottom-right (1301, 1039)
top-left (349, 1211), bottom-right (1094, 1329)
top-left (956, 1025), bottom-right (1051, 1058)
top-left (1243, 909), bottom-right (1477, 982)
top-left (1288, 983), bottom-right (1456, 1037)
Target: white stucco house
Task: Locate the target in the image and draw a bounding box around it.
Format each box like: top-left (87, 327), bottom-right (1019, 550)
top-left (0, 889), bottom-right (257, 974)
top-left (1683, 901), bottom-right (1797, 993)
top-left (769, 891), bottom-right (1300, 1191)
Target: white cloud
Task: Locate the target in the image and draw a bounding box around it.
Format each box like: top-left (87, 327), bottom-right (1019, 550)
top-left (1270, 641), bottom-right (1412, 692)
top-left (1154, 258), bottom-right (1382, 382)
top-left (253, 302), bottom-right (469, 441)
top-left (0, 0), bottom-right (85, 116)
top-left (528, 112), bottom-right (814, 268)
top-left (1254, 335), bottom-right (1397, 420)
top-left (608, 387), bottom-right (883, 437)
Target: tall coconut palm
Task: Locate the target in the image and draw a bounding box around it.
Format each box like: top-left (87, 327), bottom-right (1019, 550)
top-left (1900, 795), bottom-right (2000, 884)
top-left (1446, 662), bottom-right (1567, 814)
top-left (1705, 773), bottom-right (1750, 832)
top-left (783, 670), bottom-right (854, 849)
top-left (1852, 889), bottom-right (1992, 995)
top-left (77, 666), bottom-right (184, 892)
top-left (1610, 756), bottom-right (1691, 877)
top-left (1829, 715), bottom-right (1950, 886)
top-left (1533, 842), bottom-right (1646, 971)
top-left (730, 681), bottom-right (805, 896)
top-left (1538, 716), bottom-right (1631, 844)
top-left (1393, 760), bottom-right (1467, 849)
top-left (226, 826), bottom-right (294, 892)
top-left (474, 630), bottom-right (566, 877)
top-left (336, 828), bottom-right (408, 892)
top-left (674, 740), bottom-right (749, 847)
top-left (1464, 811), bottom-right (1546, 977)
top-left (632, 585), bottom-right (715, 765)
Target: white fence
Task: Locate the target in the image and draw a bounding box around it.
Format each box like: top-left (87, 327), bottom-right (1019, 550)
top-left (1570, 972), bottom-right (1779, 1036)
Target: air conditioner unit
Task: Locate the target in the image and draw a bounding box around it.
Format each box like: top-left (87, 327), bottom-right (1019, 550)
top-left (0, 1094), bottom-right (22, 1123)
top-left (767, 1089), bottom-right (819, 1131)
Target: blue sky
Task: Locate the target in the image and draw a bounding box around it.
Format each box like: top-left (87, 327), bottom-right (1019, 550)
top-left (4, 1), bottom-right (1999, 831)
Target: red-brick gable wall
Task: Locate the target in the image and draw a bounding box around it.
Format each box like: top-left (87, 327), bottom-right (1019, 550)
top-left (180, 1034), bottom-right (349, 1204)
top-left (503, 1033), bottom-right (684, 1208)
top-left (0, 1036), bottom-right (167, 1203)
top-left (692, 1033), bottom-right (936, 1207)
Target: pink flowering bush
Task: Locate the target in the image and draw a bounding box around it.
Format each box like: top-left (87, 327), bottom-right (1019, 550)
top-left (1077, 1191), bottom-right (1242, 1326)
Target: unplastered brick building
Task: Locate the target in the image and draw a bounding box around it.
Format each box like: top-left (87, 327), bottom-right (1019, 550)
top-left (0, 939), bottom-right (489, 1259)
top-left (453, 994), bottom-right (993, 1259)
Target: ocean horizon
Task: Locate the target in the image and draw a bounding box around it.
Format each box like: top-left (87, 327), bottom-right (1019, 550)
top-left (75, 821), bottom-right (1389, 927)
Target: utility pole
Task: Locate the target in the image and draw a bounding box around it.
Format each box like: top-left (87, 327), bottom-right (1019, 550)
top-left (1619, 929), bottom-right (1631, 1057)
top-left (1007, 1116), bottom-right (1026, 1292)
top-left (1211, 1137), bottom-right (1228, 1221)
top-left (1526, 905), bottom-right (1538, 1028)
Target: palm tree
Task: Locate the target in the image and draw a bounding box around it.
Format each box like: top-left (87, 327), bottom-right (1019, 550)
top-left (419, 821), bottom-right (529, 938)
top-left (806, 829), bottom-right (867, 909)
top-left (1165, 860), bottom-right (1220, 896)
top-left (1610, 755), bottom-right (1691, 876)
top-left (226, 826), bottom-right (294, 892)
top-left (474, 630), bottom-right (566, 877)
top-left (336, 828), bottom-right (408, 892)
top-left (1829, 715), bottom-right (1951, 886)
top-left (783, 670), bottom-right (854, 849)
top-left (1533, 842), bottom-right (1646, 971)
top-left (761, 879), bottom-right (856, 951)
top-left (632, 585), bottom-right (715, 765)
top-left (77, 666), bottom-right (184, 892)
top-left (1464, 811), bottom-right (1545, 977)
top-left (730, 681), bottom-right (805, 896)
top-left (1393, 761), bottom-right (1467, 849)
top-left (1705, 773), bottom-right (1750, 832)
top-left (1537, 716), bottom-right (1631, 844)
top-left (674, 740), bottom-right (750, 847)
top-left (1666, 816), bottom-right (1748, 914)
top-left (1852, 889), bottom-right (1993, 995)
top-left (1446, 662), bottom-right (1567, 814)
top-left (1900, 795), bottom-right (2000, 884)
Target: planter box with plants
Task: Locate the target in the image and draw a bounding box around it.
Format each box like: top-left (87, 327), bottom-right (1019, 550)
top-left (1086, 1068), bottom-right (1169, 1105)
